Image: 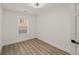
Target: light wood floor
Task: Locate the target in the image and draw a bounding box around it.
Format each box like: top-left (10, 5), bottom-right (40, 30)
top-left (1, 38), bottom-right (70, 55)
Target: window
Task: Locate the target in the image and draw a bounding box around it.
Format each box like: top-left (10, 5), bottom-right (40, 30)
top-left (18, 16), bottom-right (28, 34)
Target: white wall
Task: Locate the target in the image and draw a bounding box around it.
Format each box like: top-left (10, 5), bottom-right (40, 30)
top-left (37, 4), bottom-right (74, 54)
top-left (0, 5), bottom-right (2, 53)
top-left (2, 9), bottom-right (36, 45)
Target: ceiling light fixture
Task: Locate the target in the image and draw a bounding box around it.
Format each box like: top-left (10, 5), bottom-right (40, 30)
top-left (30, 3), bottom-right (46, 8)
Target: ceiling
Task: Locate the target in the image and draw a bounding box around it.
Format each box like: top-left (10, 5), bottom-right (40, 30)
top-left (2, 3), bottom-right (72, 15)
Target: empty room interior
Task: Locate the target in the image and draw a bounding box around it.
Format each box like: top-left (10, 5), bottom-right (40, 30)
top-left (0, 3), bottom-right (79, 55)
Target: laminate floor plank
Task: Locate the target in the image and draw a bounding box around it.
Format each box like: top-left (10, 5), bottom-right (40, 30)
top-left (34, 39), bottom-right (69, 55)
top-left (25, 41), bottom-right (42, 55)
top-left (1, 38), bottom-right (70, 55)
top-left (33, 39), bottom-right (63, 55)
top-left (27, 40), bottom-right (47, 55)
top-left (31, 39), bottom-right (56, 55)
top-left (31, 39), bottom-right (52, 55)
